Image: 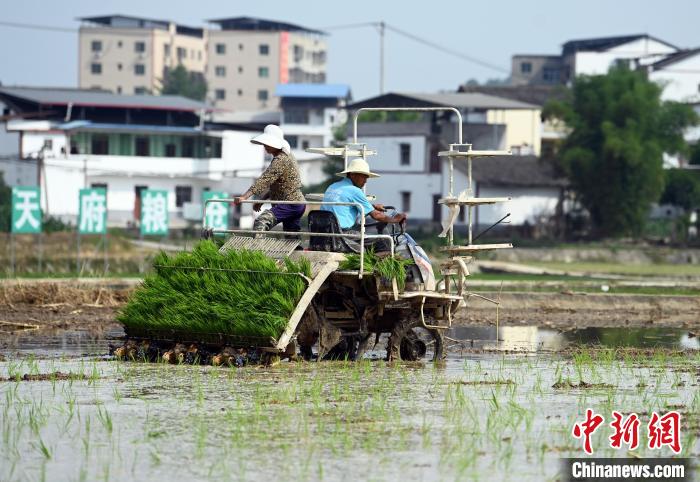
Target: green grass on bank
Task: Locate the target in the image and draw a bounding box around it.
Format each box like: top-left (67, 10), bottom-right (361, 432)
top-left (522, 261), bottom-right (700, 277)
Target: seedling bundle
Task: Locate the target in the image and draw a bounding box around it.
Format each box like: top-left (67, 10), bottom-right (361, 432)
top-left (338, 251), bottom-right (413, 291)
top-left (117, 240), bottom-right (311, 342)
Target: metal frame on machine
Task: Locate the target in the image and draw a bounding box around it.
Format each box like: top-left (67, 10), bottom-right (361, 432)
top-left (204, 105), bottom-right (513, 312)
top-left (350, 107), bottom-right (512, 297)
top-left (203, 198), bottom-right (394, 278)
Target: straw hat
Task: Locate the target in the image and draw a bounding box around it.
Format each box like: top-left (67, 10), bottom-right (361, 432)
top-left (337, 158), bottom-right (380, 178)
top-left (251, 124), bottom-right (285, 150)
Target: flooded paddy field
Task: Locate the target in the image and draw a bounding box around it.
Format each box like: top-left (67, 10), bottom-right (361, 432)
top-left (1, 321), bottom-right (699, 481)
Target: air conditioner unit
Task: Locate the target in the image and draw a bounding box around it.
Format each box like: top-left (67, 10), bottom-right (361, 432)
top-left (182, 202), bottom-right (202, 221)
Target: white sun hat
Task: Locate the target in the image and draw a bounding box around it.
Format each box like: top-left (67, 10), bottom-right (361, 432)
top-left (337, 158), bottom-right (380, 178)
top-left (251, 124), bottom-right (285, 150)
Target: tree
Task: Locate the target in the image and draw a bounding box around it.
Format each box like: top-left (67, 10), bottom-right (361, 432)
top-left (544, 67), bottom-right (697, 237)
top-left (0, 172), bottom-right (11, 232)
top-left (160, 65), bottom-right (208, 101)
top-left (660, 169), bottom-right (700, 210)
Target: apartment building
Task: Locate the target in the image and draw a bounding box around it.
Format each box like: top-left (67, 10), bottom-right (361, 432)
top-left (78, 15), bottom-right (206, 95)
top-left (512, 34), bottom-right (677, 86)
top-left (206, 17), bottom-right (327, 110)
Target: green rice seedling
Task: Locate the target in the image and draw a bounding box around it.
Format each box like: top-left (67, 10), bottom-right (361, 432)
top-left (117, 240), bottom-right (312, 341)
top-left (338, 250), bottom-right (413, 290)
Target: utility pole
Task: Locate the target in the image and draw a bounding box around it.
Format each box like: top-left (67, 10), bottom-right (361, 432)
top-left (378, 21), bottom-right (385, 94)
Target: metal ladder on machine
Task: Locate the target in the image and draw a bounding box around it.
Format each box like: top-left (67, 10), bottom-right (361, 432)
top-left (437, 143), bottom-right (513, 307)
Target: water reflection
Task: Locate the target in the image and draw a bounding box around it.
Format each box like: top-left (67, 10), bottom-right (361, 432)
top-left (447, 326), bottom-right (700, 352)
top-left (0, 327), bottom-right (124, 357)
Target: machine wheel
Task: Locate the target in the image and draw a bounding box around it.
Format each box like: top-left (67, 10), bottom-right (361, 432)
top-left (387, 317), bottom-right (445, 362)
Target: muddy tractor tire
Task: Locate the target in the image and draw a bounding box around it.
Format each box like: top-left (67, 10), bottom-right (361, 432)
top-left (387, 316), bottom-right (445, 362)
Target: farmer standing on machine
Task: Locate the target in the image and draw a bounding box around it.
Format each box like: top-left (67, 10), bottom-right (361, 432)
top-left (322, 158), bottom-right (407, 252)
top-left (234, 125), bottom-right (305, 234)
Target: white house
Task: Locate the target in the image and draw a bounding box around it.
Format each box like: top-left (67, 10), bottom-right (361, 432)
top-left (512, 34), bottom-right (679, 86)
top-left (648, 49), bottom-right (700, 103)
top-left (0, 86), bottom-right (267, 229)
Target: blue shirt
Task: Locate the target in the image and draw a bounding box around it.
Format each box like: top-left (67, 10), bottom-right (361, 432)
top-left (321, 178), bottom-right (375, 229)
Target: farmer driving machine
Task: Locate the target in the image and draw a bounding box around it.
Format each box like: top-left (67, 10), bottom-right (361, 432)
top-left (115, 107), bottom-right (512, 364)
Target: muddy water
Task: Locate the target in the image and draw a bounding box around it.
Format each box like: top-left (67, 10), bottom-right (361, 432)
top-left (1, 327), bottom-right (699, 481)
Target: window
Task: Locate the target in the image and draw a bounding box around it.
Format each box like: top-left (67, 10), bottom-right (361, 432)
top-left (91, 182), bottom-right (107, 191)
top-left (165, 143), bottom-right (176, 157)
top-left (134, 87), bottom-right (147, 95)
top-left (91, 40), bottom-right (102, 52)
top-left (520, 62), bottom-right (532, 74)
top-left (43, 139), bottom-right (53, 150)
top-left (175, 186), bottom-right (192, 207)
top-left (400, 143), bottom-right (411, 166)
top-left (135, 64), bottom-right (145, 75)
top-left (177, 47), bottom-right (186, 60)
top-left (432, 195), bottom-right (441, 222)
top-left (237, 89), bottom-right (243, 96)
top-left (238, 43), bottom-right (244, 51)
top-left (117, 63), bottom-right (123, 71)
top-left (258, 90), bottom-right (269, 101)
top-left (301, 140), bottom-right (310, 149)
top-left (215, 89), bottom-right (226, 100)
top-left (182, 138), bottom-right (194, 157)
top-left (401, 192), bottom-right (411, 213)
top-left (238, 66), bottom-right (243, 73)
top-left (429, 147), bottom-right (441, 173)
top-left (259, 44), bottom-right (269, 55)
top-left (284, 109), bottom-right (310, 124)
top-left (135, 41), bottom-right (145, 53)
top-left (287, 136), bottom-right (299, 149)
top-left (91, 134), bottom-right (109, 155)
top-left (117, 40), bottom-right (122, 48)
top-left (135, 137), bottom-right (150, 156)
top-left (543, 67), bottom-right (560, 83)
top-left (116, 86), bottom-right (122, 94)
top-left (198, 51), bottom-right (202, 60)
top-left (215, 66), bottom-right (226, 77)
top-left (258, 67), bottom-right (269, 78)
top-left (293, 45), bottom-right (303, 62)
top-left (164, 44), bottom-right (171, 57)
top-left (91, 63), bottom-right (102, 74)
top-left (215, 43), bottom-right (225, 54)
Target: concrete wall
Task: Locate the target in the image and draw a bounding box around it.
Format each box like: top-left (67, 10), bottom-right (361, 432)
top-left (474, 185), bottom-right (561, 226)
top-left (78, 26), bottom-right (205, 94)
top-left (572, 38), bottom-right (676, 77)
top-left (358, 135), bottom-right (427, 173)
top-left (206, 30), bottom-right (282, 110)
top-left (651, 54), bottom-right (700, 103)
top-left (0, 158), bottom-right (37, 187)
top-left (486, 109), bottom-right (542, 155)
top-left (511, 55), bottom-right (565, 86)
top-left (206, 30), bottom-right (327, 110)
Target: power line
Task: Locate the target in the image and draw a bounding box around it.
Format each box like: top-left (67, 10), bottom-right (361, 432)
top-left (384, 24), bottom-right (510, 75)
top-left (0, 20), bottom-right (75, 34)
top-left (323, 20), bottom-right (510, 75)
